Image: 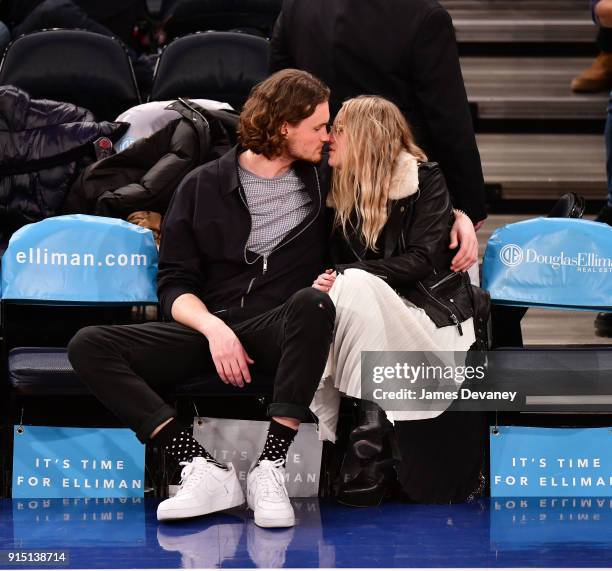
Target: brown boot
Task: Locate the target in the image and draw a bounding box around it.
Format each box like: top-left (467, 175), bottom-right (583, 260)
top-left (571, 52), bottom-right (612, 93)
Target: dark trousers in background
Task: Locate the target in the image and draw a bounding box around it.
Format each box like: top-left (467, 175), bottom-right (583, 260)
top-left (68, 288), bottom-right (335, 442)
top-left (597, 27), bottom-right (612, 207)
top-left (599, 26), bottom-right (612, 52)
top-left (605, 90), bottom-right (612, 207)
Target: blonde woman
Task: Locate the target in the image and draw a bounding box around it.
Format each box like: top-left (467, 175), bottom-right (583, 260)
top-left (310, 95), bottom-right (479, 441)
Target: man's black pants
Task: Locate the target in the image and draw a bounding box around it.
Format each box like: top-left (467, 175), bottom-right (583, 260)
top-left (68, 288), bottom-right (335, 442)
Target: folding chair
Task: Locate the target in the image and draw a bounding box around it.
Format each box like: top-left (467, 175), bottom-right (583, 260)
top-left (0, 214), bottom-right (277, 497)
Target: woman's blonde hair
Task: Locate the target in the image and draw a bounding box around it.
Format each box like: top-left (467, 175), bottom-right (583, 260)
top-left (331, 96), bottom-right (427, 251)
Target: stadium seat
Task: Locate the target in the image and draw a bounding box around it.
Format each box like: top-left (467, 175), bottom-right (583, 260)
top-left (160, 0), bottom-right (281, 40)
top-left (150, 31), bottom-right (269, 110)
top-left (0, 215), bottom-right (275, 496)
top-left (0, 29), bottom-right (141, 121)
top-left (481, 217), bottom-right (612, 412)
top-left (489, 193), bottom-right (588, 348)
top-left (1, 215), bottom-right (275, 402)
top-left (0, 215), bottom-right (158, 495)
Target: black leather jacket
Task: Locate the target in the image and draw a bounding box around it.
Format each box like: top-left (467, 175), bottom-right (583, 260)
top-left (331, 162), bottom-right (475, 335)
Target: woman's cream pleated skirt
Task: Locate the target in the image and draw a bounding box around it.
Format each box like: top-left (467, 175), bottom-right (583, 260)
top-left (310, 269), bottom-right (476, 441)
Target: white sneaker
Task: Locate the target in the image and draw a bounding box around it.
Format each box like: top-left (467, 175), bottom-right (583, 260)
top-left (157, 519), bottom-right (244, 567)
top-left (247, 519), bottom-right (295, 567)
top-left (157, 457), bottom-right (245, 521)
top-left (247, 459), bottom-right (295, 528)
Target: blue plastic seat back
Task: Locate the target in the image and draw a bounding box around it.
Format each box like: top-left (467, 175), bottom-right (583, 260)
top-left (1, 215), bottom-right (158, 304)
top-left (482, 218), bottom-right (612, 311)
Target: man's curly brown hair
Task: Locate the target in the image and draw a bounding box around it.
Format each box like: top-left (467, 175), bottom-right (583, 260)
top-left (238, 69), bottom-right (330, 159)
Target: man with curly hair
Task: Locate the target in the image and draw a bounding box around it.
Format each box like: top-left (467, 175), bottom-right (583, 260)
top-left (68, 69), bottom-right (477, 528)
top-left (69, 69), bottom-right (335, 529)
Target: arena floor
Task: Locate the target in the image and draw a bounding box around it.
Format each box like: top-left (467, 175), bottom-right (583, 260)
top-left (1, 496), bottom-right (612, 569)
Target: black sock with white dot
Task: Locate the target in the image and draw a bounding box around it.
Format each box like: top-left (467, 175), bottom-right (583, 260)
top-left (153, 418), bottom-right (227, 469)
top-left (257, 420), bottom-right (297, 467)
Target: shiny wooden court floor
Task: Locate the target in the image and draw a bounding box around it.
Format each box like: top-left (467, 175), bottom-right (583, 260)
top-left (2, 497), bottom-right (612, 569)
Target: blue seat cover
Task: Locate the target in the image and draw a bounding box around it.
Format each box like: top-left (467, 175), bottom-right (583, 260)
top-left (1, 215), bottom-right (158, 303)
top-left (483, 218), bottom-right (612, 311)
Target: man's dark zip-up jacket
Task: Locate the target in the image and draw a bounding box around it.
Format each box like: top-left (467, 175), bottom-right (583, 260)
top-left (157, 145), bottom-right (330, 321)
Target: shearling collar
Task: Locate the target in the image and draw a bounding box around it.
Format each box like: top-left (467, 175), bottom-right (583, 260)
top-left (388, 150), bottom-right (419, 200)
top-left (326, 150), bottom-right (419, 207)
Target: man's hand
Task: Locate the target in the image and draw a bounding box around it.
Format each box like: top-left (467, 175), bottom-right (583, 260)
top-left (171, 294), bottom-right (255, 387)
top-left (312, 269), bottom-right (337, 292)
top-left (450, 211), bottom-right (479, 272)
top-left (202, 318), bottom-right (255, 387)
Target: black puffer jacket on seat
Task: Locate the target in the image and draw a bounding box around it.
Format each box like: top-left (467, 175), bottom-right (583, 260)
top-left (65, 99), bottom-right (235, 218)
top-left (0, 85), bottom-right (128, 233)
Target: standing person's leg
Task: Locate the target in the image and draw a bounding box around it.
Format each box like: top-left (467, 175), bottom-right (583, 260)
top-left (595, 90), bottom-right (612, 335)
top-left (598, 90), bottom-right (612, 224)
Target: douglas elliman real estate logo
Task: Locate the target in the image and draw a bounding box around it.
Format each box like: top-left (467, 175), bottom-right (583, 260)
top-left (500, 244), bottom-right (612, 273)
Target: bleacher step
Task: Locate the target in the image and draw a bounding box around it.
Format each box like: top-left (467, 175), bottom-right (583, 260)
top-left (443, 0), bottom-right (595, 43)
top-left (462, 57), bottom-right (607, 120)
top-left (477, 133), bottom-right (606, 199)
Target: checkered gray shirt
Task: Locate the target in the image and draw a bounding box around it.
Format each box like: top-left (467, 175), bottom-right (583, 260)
top-left (239, 165), bottom-right (312, 256)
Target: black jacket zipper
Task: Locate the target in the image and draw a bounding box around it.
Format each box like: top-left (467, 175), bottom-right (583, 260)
top-left (430, 271), bottom-right (459, 290)
top-left (418, 281), bottom-right (463, 335)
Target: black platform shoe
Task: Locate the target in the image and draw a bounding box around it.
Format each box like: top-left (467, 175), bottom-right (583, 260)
top-left (349, 400), bottom-right (394, 459)
top-left (336, 401), bottom-right (399, 507)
